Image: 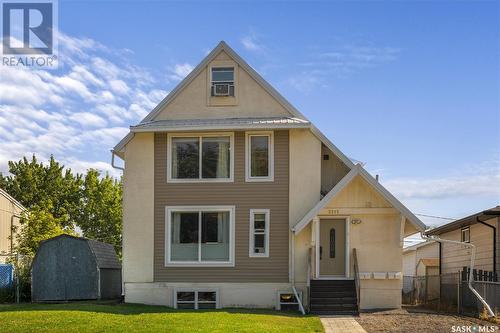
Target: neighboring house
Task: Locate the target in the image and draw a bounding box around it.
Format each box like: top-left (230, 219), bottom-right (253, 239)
top-left (426, 206), bottom-right (500, 276)
top-left (403, 241), bottom-right (439, 276)
top-left (112, 41), bottom-right (426, 313)
top-left (0, 188), bottom-right (24, 263)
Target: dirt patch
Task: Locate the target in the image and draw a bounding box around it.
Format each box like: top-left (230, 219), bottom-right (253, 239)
top-left (356, 309), bottom-right (498, 333)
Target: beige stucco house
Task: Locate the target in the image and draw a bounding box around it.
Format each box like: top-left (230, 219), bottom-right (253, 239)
top-left (0, 188), bottom-right (24, 263)
top-left (112, 41), bottom-right (426, 314)
top-left (426, 207), bottom-right (499, 276)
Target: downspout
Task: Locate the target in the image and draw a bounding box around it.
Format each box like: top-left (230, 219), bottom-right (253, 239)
top-left (111, 150), bottom-right (124, 171)
top-left (421, 233), bottom-right (495, 317)
top-left (291, 231), bottom-right (306, 315)
top-left (476, 217), bottom-right (496, 274)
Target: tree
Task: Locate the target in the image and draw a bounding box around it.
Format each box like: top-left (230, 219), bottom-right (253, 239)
top-left (0, 155), bottom-right (83, 228)
top-left (78, 169), bottom-right (122, 256)
top-left (0, 156), bottom-right (123, 256)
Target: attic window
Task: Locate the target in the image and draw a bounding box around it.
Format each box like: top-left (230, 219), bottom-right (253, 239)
top-left (211, 67), bottom-right (235, 97)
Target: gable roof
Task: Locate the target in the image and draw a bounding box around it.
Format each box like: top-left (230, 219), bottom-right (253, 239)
top-left (292, 164), bottom-right (426, 234)
top-left (426, 206), bottom-right (500, 236)
top-left (418, 258), bottom-right (439, 267)
top-left (0, 188), bottom-right (25, 212)
top-left (112, 41), bottom-right (354, 169)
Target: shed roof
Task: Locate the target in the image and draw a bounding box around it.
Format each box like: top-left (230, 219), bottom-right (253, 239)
top-left (418, 258), bottom-right (439, 267)
top-left (37, 234), bottom-right (121, 270)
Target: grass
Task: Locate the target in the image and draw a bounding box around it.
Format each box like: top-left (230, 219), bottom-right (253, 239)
top-left (0, 302), bottom-right (323, 333)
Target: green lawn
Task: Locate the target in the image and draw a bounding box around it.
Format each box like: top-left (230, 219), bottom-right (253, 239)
top-left (0, 303), bottom-right (323, 333)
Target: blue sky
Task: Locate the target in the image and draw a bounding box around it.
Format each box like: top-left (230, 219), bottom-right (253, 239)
top-left (0, 1), bottom-right (498, 238)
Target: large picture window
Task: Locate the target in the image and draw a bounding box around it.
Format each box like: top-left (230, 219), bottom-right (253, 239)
top-left (168, 133), bottom-right (233, 182)
top-left (166, 206), bottom-right (235, 266)
top-left (245, 132), bottom-right (274, 182)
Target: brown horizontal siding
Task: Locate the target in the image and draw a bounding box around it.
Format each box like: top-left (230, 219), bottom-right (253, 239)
top-left (154, 130), bottom-right (289, 282)
top-left (441, 224), bottom-right (495, 274)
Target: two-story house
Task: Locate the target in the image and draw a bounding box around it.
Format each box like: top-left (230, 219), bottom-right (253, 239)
top-left (112, 41), bottom-right (426, 314)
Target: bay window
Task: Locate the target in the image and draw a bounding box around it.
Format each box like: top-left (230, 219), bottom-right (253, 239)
top-left (168, 133), bottom-right (233, 182)
top-left (166, 206), bottom-right (235, 266)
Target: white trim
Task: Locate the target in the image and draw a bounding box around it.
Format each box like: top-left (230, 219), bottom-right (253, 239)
top-left (249, 209), bottom-right (270, 258)
top-left (316, 217), bottom-right (350, 279)
top-left (173, 288), bottom-right (220, 309)
top-left (292, 164), bottom-right (426, 234)
top-left (166, 132), bottom-right (234, 183)
top-left (130, 122), bottom-right (310, 133)
top-left (245, 131), bottom-right (274, 182)
top-left (165, 205), bottom-right (235, 267)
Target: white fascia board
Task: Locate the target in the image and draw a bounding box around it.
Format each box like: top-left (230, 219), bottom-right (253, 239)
top-left (291, 164), bottom-right (426, 234)
top-left (292, 166), bottom-right (360, 234)
top-left (356, 166), bottom-right (427, 232)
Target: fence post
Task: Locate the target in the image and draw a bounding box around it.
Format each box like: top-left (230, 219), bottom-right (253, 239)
top-left (15, 253), bottom-right (19, 304)
top-left (457, 273), bottom-right (460, 314)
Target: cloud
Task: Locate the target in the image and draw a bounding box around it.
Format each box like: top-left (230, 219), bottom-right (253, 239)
top-left (288, 43), bottom-right (400, 92)
top-left (168, 63), bottom-right (194, 81)
top-left (0, 32), bottom-right (168, 176)
top-left (382, 161), bottom-right (500, 200)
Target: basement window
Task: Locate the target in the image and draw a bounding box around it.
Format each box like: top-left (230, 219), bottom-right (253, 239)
top-left (277, 291), bottom-right (302, 312)
top-left (461, 227), bottom-right (470, 243)
top-left (175, 290), bottom-right (218, 309)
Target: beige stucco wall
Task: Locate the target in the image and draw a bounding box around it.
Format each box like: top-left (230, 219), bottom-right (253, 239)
top-left (0, 192), bottom-right (23, 263)
top-left (289, 129), bottom-right (321, 226)
top-left (124, 282), bottom-right (306, 309)
top-left (440, 219), bottom-right (496, 274)
top-left (289, 129), bottom-right (321, 285)
top-left (153, 51), bottom-right (294, 121)
top-left (123, 133), bottom-right (155, 283)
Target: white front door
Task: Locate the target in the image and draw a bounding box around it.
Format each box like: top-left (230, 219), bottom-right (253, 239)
top-left (319, 218), bottom-right (346, 277)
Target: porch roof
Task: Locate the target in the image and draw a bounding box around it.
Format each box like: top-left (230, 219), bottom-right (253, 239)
top-left (291, 164), bottom-right (427, 234)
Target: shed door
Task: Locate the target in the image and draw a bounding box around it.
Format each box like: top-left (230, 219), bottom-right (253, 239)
top-left (61, 240), bottom-right (98, 300)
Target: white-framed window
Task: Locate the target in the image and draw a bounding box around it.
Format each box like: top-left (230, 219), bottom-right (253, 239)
top-left (461, 227), bottom-right (470, 243)
top-left (277, 291), bottom-right (302, 311)
top-left (167, 133), bottom-right (234, 183)
top-left (165, 206), bottom-right (235, 267)
top-left (211, 67), bottom-right (235, 97)
top-left (174, 289), bottom-right (219, 309)
top-left (245, 131), bottom-right (274, 182)
top-left (249, 209), bottom-right (270, 257)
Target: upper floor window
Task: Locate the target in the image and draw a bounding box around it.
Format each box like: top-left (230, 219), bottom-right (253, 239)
top-left (211, 67), bottom-right (235, 97)
top-left (168, 133), bottom-right (234, 182)
top-left (461, 227), bottom-right (470, 243)
top-left (245, 132), bottom-right (274, 182)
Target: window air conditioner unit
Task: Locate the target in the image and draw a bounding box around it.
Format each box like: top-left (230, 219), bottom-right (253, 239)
top-left (214, 83), bottom-right (230, 96)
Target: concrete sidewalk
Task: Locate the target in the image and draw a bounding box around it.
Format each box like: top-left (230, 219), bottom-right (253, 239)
top-left (320, 316), bottom-right (367, 333)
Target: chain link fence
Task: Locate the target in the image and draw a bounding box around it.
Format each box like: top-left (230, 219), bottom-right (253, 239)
top-left (403, 272), bottom-right (500, 316)
top-left (0, 254), bottom-right (32, 303)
